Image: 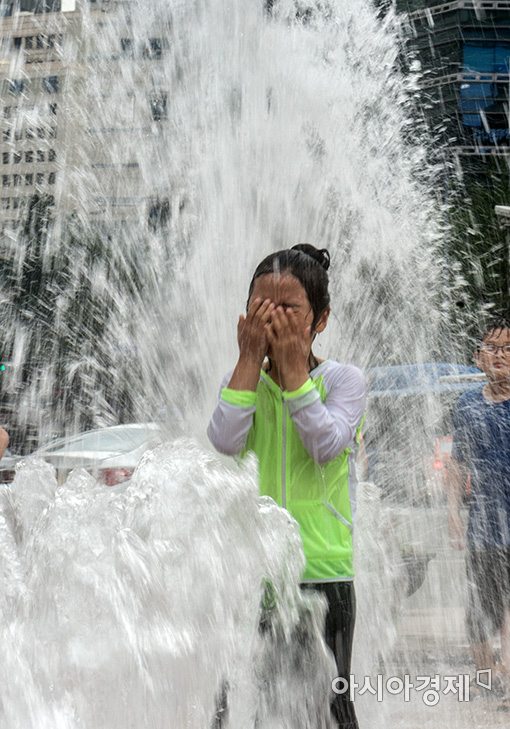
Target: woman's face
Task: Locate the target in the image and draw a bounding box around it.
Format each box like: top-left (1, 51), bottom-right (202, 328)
top-left (249, 272), bottom-right (329, 359)
top-left (250, 273), bottom-right (314, 328)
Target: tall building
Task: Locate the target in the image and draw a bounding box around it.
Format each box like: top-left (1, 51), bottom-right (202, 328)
top-left (397, 0), bottom-right (510, 157)
top-left (0, 0), bottom-right (171, 236)
top-left (1, 1), bottom-right (63, 15)
top-left (0, 0), bottom-right (181, 447)
top-left (0, 3), bottom-right (74, 234)
top-left (393, 1), bottom-right (510, 315)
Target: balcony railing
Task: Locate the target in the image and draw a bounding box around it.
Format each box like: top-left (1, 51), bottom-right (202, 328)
top-left (409, 1), bottom-right (510, 20)
top-left (419, 70), bottom-right (510, 88)
top-left (451, 144), bottom-right (510, 155)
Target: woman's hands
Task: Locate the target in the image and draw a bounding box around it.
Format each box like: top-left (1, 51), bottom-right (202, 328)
top-left (237, 298), bottom-right (274, 363)
top-left (228, 299), bottom-right (313, 393)
top-left (228, 298), bottom-right (274, 392)
top-left (265, 307), bottom-right (312, 391)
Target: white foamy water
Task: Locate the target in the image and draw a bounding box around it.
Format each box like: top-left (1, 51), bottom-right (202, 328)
top-left (0, 442), bottom-right (338, 728)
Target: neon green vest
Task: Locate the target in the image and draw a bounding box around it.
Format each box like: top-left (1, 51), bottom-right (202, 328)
top-left (222, 371), bottom-right (358, 582)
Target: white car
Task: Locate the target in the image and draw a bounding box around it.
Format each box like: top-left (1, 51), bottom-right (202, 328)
top-left (33, 423), bottom-right (162, 486)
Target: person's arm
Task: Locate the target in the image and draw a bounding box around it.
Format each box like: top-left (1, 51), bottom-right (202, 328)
top-left (283, 364), bottom-right (366, 465)
top-left (208, 298), bottom-right (274, 456)
top-left (228, 297), bottom-right (274, 391)
top-left (446, 457), bottom-right (468, 550)
top-left (264, 306), bottom-right (311, 392)
top-left (264, 308), bottom-right (365, 463)
top-left (207, 377), bottom-right (257, 456)
top-left (0, 428), bottom-right (9, 460)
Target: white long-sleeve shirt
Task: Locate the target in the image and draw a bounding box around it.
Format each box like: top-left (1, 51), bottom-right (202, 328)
top-left (207, 360), bottom-right (366, 465)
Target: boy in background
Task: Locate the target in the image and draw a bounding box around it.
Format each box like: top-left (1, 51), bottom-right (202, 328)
top-left (448, 316), bottom-right (510, 708)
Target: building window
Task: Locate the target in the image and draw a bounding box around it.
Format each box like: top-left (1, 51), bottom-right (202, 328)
top-left (2, 152), bottom-right (9, 164)
top-left (13, 174), bottom-right (21, 187)
top-left (36, 35), bottom-right (45, 50)
top-left (9, 79), bottom-right (25, 95)
top-left (25, 36), bottom-right (33, 50)
top-left (37, 0), bottom-right (62, 8)
top-left (2, 175), bottom-right (9, 187)
top-left (148, 198), bottom-right (170, 231)
top-left (25, 151), bottom-right (33, 163)
top-left (37, 127), bottom-right (45, 139)
top-left (1, 198), bottom-right (9, 210)
top-left (150, 93), bottom-right (167, 121)
top-left (3, 129), bottom-right (11, 141)
top-left (48, 148), bottom-right (56, 161)
top-left (26, 128), bottom-right (34, 139)
top-left (13, 37), bottom-right (22, 49)
top-left (13, 152), bottom-right (22, 164)
top-left (36, 150), bottom-right (45, 162)
top-left (143, 38), bottom-right (164, 60)
top-left (48, 172), bottom-right (56, 185)
top-left (42, 75), bottom-right (59, 94)
top-left (461, 43), bottom-right (510, 145)
top-left (49, 127), bottom-right (57, 139)
top-left (14, 129), bottom-right (23, 141)
top-left (49, 102), bottom-right (57, 115)
top-left (120, 38), bottom-right (134, 56)
top-left (25, 174), bottom-right (33, 186)
top-left (36, 173), bottom-right (44, 186)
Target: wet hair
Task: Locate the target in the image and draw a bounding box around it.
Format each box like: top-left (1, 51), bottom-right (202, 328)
top-left (248, 244), bottom-right (331, 328)
top-left (477, 314), bottom-right (510, 349)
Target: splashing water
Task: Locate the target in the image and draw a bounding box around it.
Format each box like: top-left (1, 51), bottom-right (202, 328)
top-left (1, 0), bottom-right (444, 441)
top-left (0, 1), bottom-right (499, 728)
top-left (0, 443), bottom-right (336, 728)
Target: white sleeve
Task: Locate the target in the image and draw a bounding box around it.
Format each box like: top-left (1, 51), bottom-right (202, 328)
top-left (285, 364), bottom-right (366, 465)
top-left (206, 373), bottom-right (256, 456)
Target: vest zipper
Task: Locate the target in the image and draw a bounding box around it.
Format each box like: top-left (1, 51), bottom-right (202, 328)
top-left (281, 398), bottom-right (287, 508)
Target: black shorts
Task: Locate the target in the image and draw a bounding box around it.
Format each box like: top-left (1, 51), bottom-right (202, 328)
top-left (466, 548), bottom-right (510, 643)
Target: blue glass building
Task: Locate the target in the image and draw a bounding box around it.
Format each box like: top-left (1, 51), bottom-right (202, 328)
top-left (391, 1), bottom-right (510, 320)
top-left (397, 1), bottom-right (510, 155)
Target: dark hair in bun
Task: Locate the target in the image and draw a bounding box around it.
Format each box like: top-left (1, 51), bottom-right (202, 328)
top-left (248, 244), bottom-right (331, 327)
top-left (291, 243), bottom-right (330, 271)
